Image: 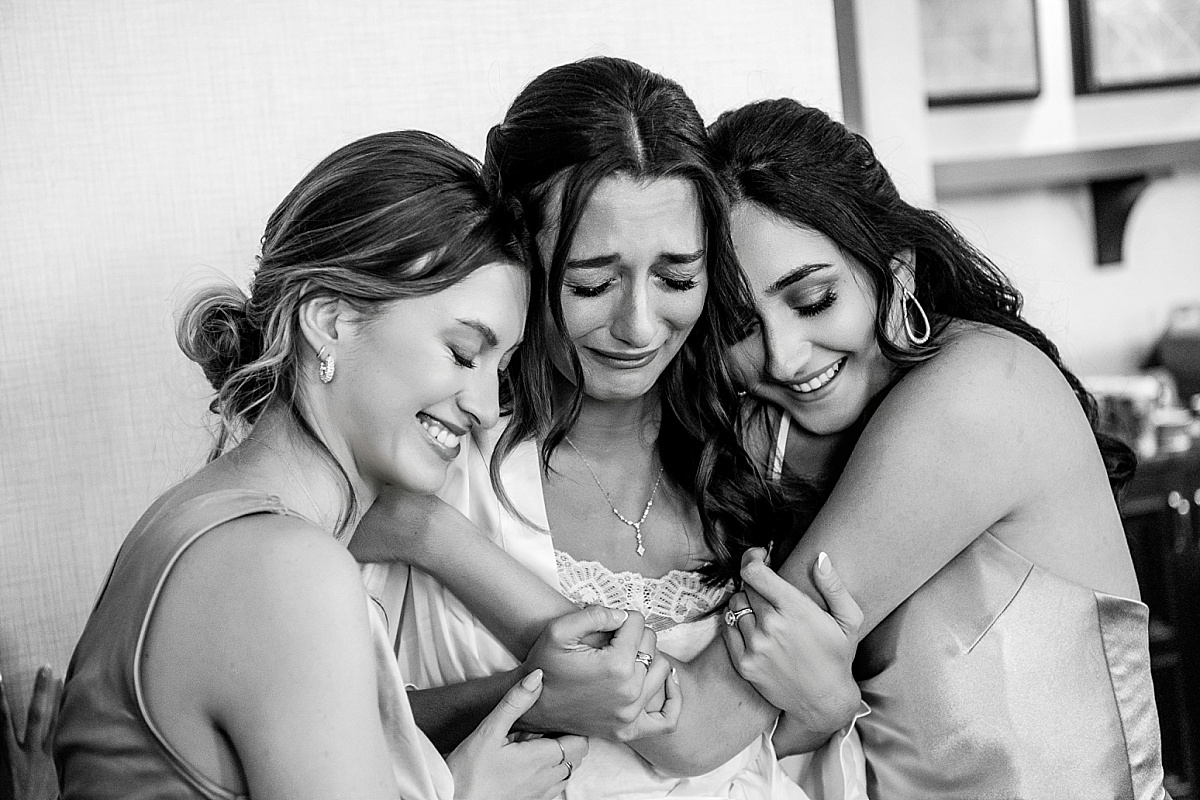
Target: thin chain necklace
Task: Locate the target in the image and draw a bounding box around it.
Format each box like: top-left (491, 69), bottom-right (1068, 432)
top-left (564, 435), bottom-right (664, 557)
top-left (246, 437), bottom-right (326, 531)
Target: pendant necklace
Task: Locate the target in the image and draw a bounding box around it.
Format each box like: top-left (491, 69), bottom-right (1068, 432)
top-left (564, 435), bottom-right (664, 557)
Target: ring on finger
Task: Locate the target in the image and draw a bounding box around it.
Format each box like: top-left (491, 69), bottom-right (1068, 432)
top-left (724, 607), bottom-right (755, 627)
top-left (634, 650), bottom-right (654, 669)
top-left (554, 738), bottom-right (568, 766)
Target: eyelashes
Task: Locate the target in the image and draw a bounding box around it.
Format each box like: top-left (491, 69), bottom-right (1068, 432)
top-left (564, 274), bottom-right (700, 297)
top-left (792, 289), bottom-right (837, 317)
top-left (450, 348), bottom-right (478, 369)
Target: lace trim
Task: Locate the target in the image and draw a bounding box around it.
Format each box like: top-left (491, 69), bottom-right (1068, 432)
top-left (555, 549), bottom-right (732, 632)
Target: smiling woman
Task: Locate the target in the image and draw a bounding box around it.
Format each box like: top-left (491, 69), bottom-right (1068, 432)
top-left (52, 130), bottom-right (587, 800)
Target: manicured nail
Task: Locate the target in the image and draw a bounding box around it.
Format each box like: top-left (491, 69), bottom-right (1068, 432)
top-left (816, 552), bottom-right (831, 576)
top-left (614, 609), bottom-right (629, 625)
top-left (671, 667), bottom-right (679, 684)
top-left (521, 669), bottom-right (543, 690)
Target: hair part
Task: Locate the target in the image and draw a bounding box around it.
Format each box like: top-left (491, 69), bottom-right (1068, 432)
top-left (483, 56), bottom-right (767, 581)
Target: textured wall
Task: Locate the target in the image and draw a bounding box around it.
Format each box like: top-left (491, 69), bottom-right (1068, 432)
top-left (0, 0), bottom-right (841, 712)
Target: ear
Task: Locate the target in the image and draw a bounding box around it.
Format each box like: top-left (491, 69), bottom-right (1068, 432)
top-left (889, 248), bottom-right (916, 293)
top-left (298, 294), bottom-right (343, 358)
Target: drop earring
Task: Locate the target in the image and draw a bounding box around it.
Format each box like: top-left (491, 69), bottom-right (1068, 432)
top-left (903, 288), bottom-right (931, 345)
top-left (318, 345), bottom-right (336, 384)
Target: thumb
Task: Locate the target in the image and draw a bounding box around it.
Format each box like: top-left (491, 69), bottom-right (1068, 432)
top-left (549, 605), bottom-right (629, 644)
top-left (476, 669), bottom-right (543, 742)
top-left (812, 552), bottom-right (864, 639)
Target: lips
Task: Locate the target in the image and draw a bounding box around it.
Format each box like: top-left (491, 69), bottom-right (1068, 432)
top-left (587, 347), bottom-right (658, 369)
top-left (787, 357), bottom-right (846, 395)
top-left (417, 412), bottom-right (463, 459)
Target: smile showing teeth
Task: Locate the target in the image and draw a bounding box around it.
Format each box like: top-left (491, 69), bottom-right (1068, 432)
top-left (418, 415), bottom-right (461, 448)
top-left (793, 359), bottom-right (844, 394)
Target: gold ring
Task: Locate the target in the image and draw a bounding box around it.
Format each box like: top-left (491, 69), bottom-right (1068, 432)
top-left (634, 650), bottom-right (654, 669)
top-left (724, 607), bottom-right (755, 627)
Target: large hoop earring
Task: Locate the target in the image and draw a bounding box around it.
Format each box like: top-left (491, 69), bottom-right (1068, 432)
top-left (903, 289), bottom-right (931, 345)
top-left (318, 345), bottom-right (336, 384)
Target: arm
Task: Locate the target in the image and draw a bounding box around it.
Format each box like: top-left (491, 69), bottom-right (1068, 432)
top-left (354, 495), bottom-right (680, 745)
top-left (354, 490), bottom-right (856, 776)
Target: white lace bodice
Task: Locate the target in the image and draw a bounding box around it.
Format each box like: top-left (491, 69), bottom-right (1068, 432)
top-left (554, 549), bottom-right (732, 632)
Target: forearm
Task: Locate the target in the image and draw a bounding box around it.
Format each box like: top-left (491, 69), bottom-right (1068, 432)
top-left (771, 710), bottom-right (842, 757)
top-left (408, 518), bottom-right (576, 656)
top-left (628, 643), bottom-right (779, 776)
top-left (409, 669), bottom-right (524, 753)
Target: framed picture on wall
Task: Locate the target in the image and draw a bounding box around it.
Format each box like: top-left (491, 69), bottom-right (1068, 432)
top-left (920, 0), bottom-right (1041, 106)
top-left (1070, 0), bottom-right (1200, 92)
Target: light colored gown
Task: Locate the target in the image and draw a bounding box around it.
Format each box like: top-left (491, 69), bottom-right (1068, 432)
top-left (362, 428), bottom-right (868, 800)
top-left (774, 412), bottom-right (1169, 799)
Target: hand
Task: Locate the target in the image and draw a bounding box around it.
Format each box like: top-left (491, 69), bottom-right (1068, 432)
top-left (521, 606), bottom-right (681, 742)
top-left (1, 665), bottom-right (63, 800)
top-left (722, 549), bottom-right (862, 734)
top-left (447, 670), bottom-right (589, 800)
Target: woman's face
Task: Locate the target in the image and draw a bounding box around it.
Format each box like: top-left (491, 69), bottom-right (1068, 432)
top-left (330, 260), bottom-right (528, 494)
top-left (540, 173), bottom-right (708, 403)
top-left (727, 202), bottom-right (895, 436)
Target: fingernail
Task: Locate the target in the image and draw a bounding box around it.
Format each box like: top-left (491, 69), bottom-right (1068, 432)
top-left (671, 667), bottom-right (679, 684)
top-left (765, 541), bottom-right (775, 563)
top-left (521, 669), bottom-right (543, 690)
top-left (816, 552), bottom-right (831, 576)
top-left (614, 609), bottom-right (629, 625)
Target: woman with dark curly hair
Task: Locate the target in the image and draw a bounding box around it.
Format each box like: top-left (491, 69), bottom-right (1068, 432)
top-left (706, 98), bottom-right (1165, 799)
top-left (355, 59), bottom-right (868, 800)
top-left (54, 130), bottom-right (587, 800)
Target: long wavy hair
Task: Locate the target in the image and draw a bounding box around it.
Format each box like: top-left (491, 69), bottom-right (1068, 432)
top-left (177, 130), bottom-right (529, 535)
top-left (707, 99), bottom-right (1135, 511)
top-left (483, 56), bottom-right (766, 581)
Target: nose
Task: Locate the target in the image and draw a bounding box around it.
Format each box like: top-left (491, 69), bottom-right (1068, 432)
top-left (763, 322), bottom-right (812, 383)
top-left (458, 371), bottom-right (501, 431)
top-left (608, 281), bottom-right (656, 349)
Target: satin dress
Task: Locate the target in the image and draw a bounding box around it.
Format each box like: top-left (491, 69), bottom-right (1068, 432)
top-left (773, 413), bottom-right (1168, 799)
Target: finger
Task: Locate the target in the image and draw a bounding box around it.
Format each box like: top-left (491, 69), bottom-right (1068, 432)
top-left (476, 669), bottom-right (544, 742)
top-left (634, 625), bottom-right (658, 668)
top-left (812, 552), bottom-right (864, 639)
top-left (553, 733), bottom-right (589, 770)
top-left (635, 654), bottom-right (672, 711)
top-left (0, 673), bottom-right (16, 747)
top-left (26, 665), bottom-right (60, 751)
top-left (721, 618), bottom-right (748, 675)
top-left (740, 548), bottom-right (803, 610)
top-left (606, 609), bottom-right (646, 656)
top-left (651, 667), bottom-right (683, 728)
top-left (549, 605), bottom-right (630, 644)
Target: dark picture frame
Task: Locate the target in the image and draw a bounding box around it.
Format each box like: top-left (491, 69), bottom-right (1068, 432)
top-left (921, 0), bottom-right (1041, 107)
top-left (1070, 0), bottom-right (1200, 93)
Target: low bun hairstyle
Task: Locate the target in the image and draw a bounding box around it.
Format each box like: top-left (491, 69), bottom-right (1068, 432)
top-left (177, 131), bottom-right (530, 517)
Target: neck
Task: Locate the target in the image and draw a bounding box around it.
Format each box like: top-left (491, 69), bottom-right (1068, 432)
top-left (241, 404), bottom-right (373, 535)
top-left (558, 382), bottom-right (662, 454)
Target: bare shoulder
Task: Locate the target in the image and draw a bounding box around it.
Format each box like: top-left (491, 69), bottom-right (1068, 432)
top-left (887, 321), bottom-right (1079, 429)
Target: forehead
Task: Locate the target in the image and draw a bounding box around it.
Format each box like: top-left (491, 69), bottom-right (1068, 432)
top-left (541, 173), bottom-right (704, 254)
top-left (730, 202), bottom-right (843, 292)
top-left (379, 261), bottom-right (528, 331)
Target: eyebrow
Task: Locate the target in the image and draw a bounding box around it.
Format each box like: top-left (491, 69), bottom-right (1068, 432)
top-left (565, 248), bottom-right (706, 270)
top-left (455, 319), bottom-right (498, 348)
top-left (764, 263), bottom-right (833, 296)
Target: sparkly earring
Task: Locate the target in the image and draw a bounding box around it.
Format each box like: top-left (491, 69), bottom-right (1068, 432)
top-left (903, 288), bottom-right (931, 345)
top-left (318, 345), bottom-right (336, 384)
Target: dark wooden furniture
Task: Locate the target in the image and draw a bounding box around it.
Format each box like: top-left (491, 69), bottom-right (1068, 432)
top-left (1120, 446), bottom-right (1200, 798)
